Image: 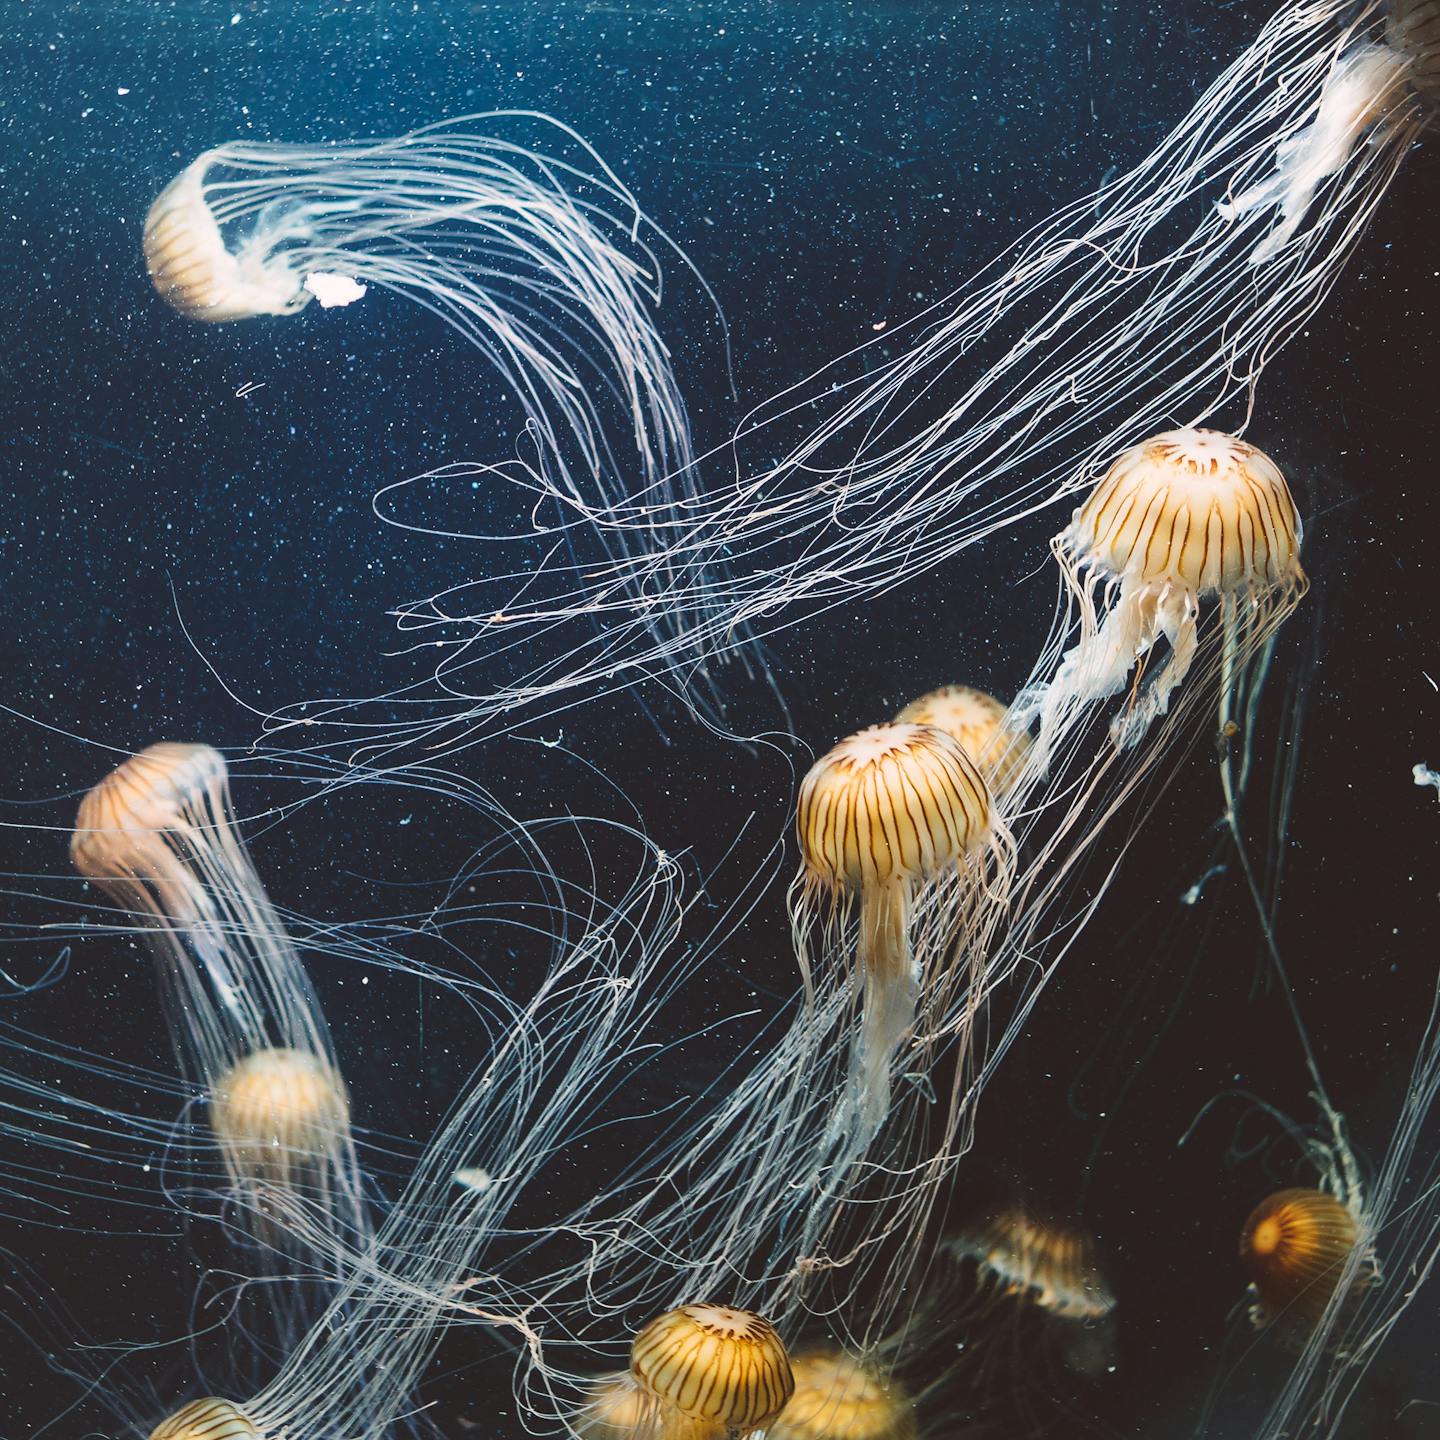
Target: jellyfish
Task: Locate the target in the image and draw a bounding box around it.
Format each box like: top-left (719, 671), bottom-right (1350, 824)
top-left (948, 1205), bottom-right (1115, 1323)
top-left (768, 1350), bottom-right (915, 1440)
top-left (71, 743), bottom-right (367, 1286)
top-left (793, 722), bottom-right (1011, 1143)
top-left (373, 0), bottom-right (1431, 750)
top-left (1238, 1188), bottom-right (1376, 1348)
top-left (894, 685), bottom-right (1031, 796)
top-left (149, 1398), bottom-right (262, 1440)
top-left (1033, 428), bottom-right (1305, 759)
top-left (630, 1304), bottom-right (795, 1440)
top-left (211, 1046), bottom-right (351, 1201)
top-left (141, 115), bottom-right (693, 489)
top-left (879, 1205), bottom-right (1117, 1434)
top-left (141, 114), bottom-right (759, 740)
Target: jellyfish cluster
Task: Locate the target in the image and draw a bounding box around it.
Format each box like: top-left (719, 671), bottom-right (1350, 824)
top-left (4, 1), bottom-right (1439, 1438)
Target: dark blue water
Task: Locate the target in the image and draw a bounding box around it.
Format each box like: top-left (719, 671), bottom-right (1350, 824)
top-left (2, 2), bottom-right (1437, 1436)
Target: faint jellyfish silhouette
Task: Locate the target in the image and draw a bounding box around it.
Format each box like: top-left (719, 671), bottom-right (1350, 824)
top-left (769, 1349), bottom-right (915, 1440)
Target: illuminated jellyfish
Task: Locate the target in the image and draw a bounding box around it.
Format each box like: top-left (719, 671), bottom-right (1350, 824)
top-left (143, 114), bottom-right (693, 489)
top-left (142, 113), bottom-right (744, 737)
top-left (894, 686), bottom-right (1031, 795)
top-left (70, 743), bottom-right (366, 1262)
top-left (1034, 428), bottom-right (1305, 760)
top-left (793, 723), bottom-right (1012, 1142)
top-left (769, 1350), bottom-right (915, 1440)
top-left (370, 1), bottom-right (1432, 744)
top-left (1238, 1188), bottom-right (1376, 1348)
top-left (630, 1304), bottom-right (795, 1440)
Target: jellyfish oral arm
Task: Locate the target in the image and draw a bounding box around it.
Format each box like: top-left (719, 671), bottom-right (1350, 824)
top-left (1218, 41), bottom-right (1414, 264)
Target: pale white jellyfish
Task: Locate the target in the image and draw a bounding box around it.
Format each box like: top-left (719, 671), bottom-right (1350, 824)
top-left (356, 1), bottom-right (1432, 746)
top-left (70, 743), bottom-right (368, 1278)
top-left (142, 113), bottom-right (753, 740)
top-left (142, 114), bottom-right (695, 491)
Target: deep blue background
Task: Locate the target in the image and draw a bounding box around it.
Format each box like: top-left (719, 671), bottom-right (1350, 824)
top-left (0, 2), bottom-right (1437, 1436)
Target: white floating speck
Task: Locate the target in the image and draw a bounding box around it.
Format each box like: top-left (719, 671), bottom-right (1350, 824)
top-left (304, 271), bottom-right (368, 308)
top-left (1413, 763), bottom-right (1440, 802)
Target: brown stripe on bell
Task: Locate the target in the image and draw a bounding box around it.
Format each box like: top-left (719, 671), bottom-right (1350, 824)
top-left (1239, 1188), bottom-right (1375, 1347)
top-left (149, 1398), bottom-right (262, 1440)
top-left (794, 722), bottom-right (1001, 1139)
top-left (1065, 429), bottom-right (1303, 597)
top-left (631, 1304), bottom-right (794, 1440)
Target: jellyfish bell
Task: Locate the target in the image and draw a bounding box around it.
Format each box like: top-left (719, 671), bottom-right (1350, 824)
top-left (1239, 1187), bottom-right (1376, 1347)
top-left (149, 1398), bottom-right (261, 1440)
top-left (630, 1304), bottom-right (794, 1440)
top-left (769, 1350), bottom-right (915, 1440)
top-left (794, 722), bottom-right (1005, 1141)
top-left (71, 742), bottom-right (228, 894)
top-left (212, 1046), bottom-right (350, 1192)
top-left (144, 158), bottom-right (311, 322)
top-left (894, 685), bottom-right (1030, 795)
top-left (1040, 429), bottom-right (1305, 755)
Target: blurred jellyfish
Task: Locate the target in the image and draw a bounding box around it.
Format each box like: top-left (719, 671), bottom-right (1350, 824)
top-left (71, 743), bottom-right (367, 1274)
top-left (1035, 429), bottom-right (1305, 758)
top-left (404, 2), bottom-right (1431, 740)
top-left (949, 1205), bottom-right (1115, 1324)
top-left (769, 1350), bottom-right (915, 1440)
top-left (894, 685), bottom-right (1031, 795)
top-left (881, 1204), bottom-right (1117, 1434)
top-left (576, 1371), bottom-right (660, 1440)
top-left (630, 1304), bottom-right (794, 1440)
top-left (793, 723), bottom-right (1012, 1142)
top-left (1238, 1188), bottom-right (1376, 1348)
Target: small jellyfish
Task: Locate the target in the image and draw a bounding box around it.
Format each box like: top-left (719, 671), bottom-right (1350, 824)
top-left (1039, 429), bottom-right (1306, 755)
top-left (950, 1205), bottom-right (1115, 1323)
top-left (794, 723), bottom-right (1007, 1141)
top-left (769, 1350), bottom-right (915, 1440)
top-left (149, 1398), bottom-right (261, 1440)
top-left (212, 1046), bottom-right (350, 1198)
top-left (631, 1304), bottom-right (794, 1440)
top-left (1239, 1188), bottom-right (1375, 1346)
top-left (894, 685), bottom-right (1031, 795)
top-left (72, 743), bottom-right (366, 1298)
